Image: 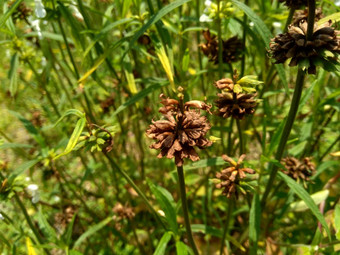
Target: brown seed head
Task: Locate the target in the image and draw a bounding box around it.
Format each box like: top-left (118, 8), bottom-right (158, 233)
top-left (278, 0), bottom-right (307, 9)
top-left (215, 154), bottom-right (255, 198)
top-left (269, 20), bottom-right (340, 74)
top-left (281, 156), bottom-right (316, 182)
top-left (146, 95), bottom-right (212, 166)
top-left (113, 203), bottom-right (135, 220)
top-left (292, 8), bottom-right (324, 26)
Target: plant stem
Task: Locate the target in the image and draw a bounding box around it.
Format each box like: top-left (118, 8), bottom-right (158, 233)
top-left (236, 119), bottom-right (244, 154)
top-left (307, 0), bottom-right (316, 40)
top-left (217, 0), bottom-right (223, 77)
top-left (219, 198), bottom-right (234, 255)
top-left (240, 0), bottom-right (249, 77)
top-left (283, 8), bottom-right (295, 32)
top-left (227, 118), bottom-right (234, 155)
top-left (177, 165), bottom-right (199, 255)
top-left (104, 154), bottom-right (166, 230)
top-left (261, 68), bottom-right (305, 206)
top-left (196, 0), bottom-right (205, 94)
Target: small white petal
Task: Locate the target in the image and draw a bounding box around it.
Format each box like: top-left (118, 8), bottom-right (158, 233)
top-left (336, 0), bottom-right (340, 7)
top-left (35, 0), bottom-right (46, 18)
top-left (157, 210), bottom-right (165, 217)
top-left (0, 213), bottom-right (4, 220)
top-left (273, 22), bottom-right (282, 28)
top-left (249, 22), bottom-right (254, 27)
top-left (204, 0), bottom-right (212, 7)
top-left (32, 194), bottom-right (40, 204)
top-left (27, 184), bottom-right (39, 191)
top-left (200, 14), bottom-right (213, 22)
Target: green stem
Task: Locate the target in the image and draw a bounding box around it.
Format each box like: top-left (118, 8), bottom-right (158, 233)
top-left (196, 0), bottom-right (205, 94)
top-left (177, 166), bottom-right (199, 255)
top-left (240, 0), bottom-right (249, 77)
top-left (307, 0), bottom-right (316, 40)
top-left (219, 198), bottom-right (234, 255)
top-left (104, 154), bottom-right (166, 229)
top-left (261, 68), bottom-right (305, 206)
top-left (227, 118), bottom-right (234, 155)
top-left (284, 8), bottom-right (295, 32)
top-left (236, 119), bottom-right (244, 155)
top-left (13, 193), bottom-right (50, 254)
top-left (217, 0), bottom-right (223, 77)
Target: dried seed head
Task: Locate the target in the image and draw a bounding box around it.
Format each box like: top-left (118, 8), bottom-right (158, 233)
top-left (8, 1), bottom-right (32, 22)
top-left (278, 0), bottom-right (307, 9)
top-left (113, 203), bottom-right (135, 220)
top-left (200, 30), bottom-right (243, 64)
top-left (215, 92), bottom-right (257, 119)
top-left (215, 154), bottom-right (255, 198)
top-left (269, 20), bottom-right (340, 74)
top-left (292, 8), bottom-right (324, 26)
top-left (214, 78), bottom-right (234, 91)
top-left (146, 95), bottom-right (212, 166)
top-left (281, 157), bottom-right (316, 182)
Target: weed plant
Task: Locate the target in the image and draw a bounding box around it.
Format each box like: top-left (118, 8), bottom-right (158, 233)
top-left (0, 0), bottom-right (340, 254)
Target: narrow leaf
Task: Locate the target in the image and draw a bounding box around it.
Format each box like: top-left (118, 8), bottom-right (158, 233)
top-left (8, 159), bottom-right (41, 183)
top-left (335, 204), bottom-right (340, 240)
top-left (148, 180), bottom-right (178, 234)
top-left (175, 241), bottom-right (188, 255)
top-left (26, 237), bottom-right (37, 255)
top-left (277, 171), bottom-right (332, 240)
top-left (73, 216), bottom-right (112, 248)
top-left (317, 12), bottom-right (340, 25)
top-left (153, 232), bottom-right (172, 255)
top-left (249, 194), bottom-right (260, 255)
top-left (0, 0), bottom-right (24, 29)
top-left (8, 53), bottom-right (19, 96)
top-left (289, 190), bottom-right (329, 212)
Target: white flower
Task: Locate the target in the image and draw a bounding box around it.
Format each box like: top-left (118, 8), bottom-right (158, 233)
top-left (336, 0), bottom-right (340, 7)
top-left (0, 213), bottom-right (4, 220)
top-left (273, 22), bottom-right (282, 28)
top-left (70, 1), bottom-right (84, 21)
top-left (249, 21), bottom-right (254, 27)
top-left (34, 0), bottom-right (46, 18)
top-left (27, 184), bottom-right (38, 191)
top-left (31, 19), bottom-right (43, 39)
top-left (27, 184), bottom-right (40, 203)
top-left (204, 0), bottom-right (212, 7)
top-left (200, 13), bottom-right (213, 22)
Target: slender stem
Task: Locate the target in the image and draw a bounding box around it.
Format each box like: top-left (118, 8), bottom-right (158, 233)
top-left (217, 0), bottom-right (223, 77)
top-left (177, 166), bottom-right (199, 255)
top-left (13, 193), bottom-right (50, 255)
top-left (261, 68), bottom-right (305, 206)
top-left (320, 135), bottom-right (340, 161)
top-left (307, 0), bottom-right (316, 41)
top-left (196, 0), bottom-right (205, 94)
top-left (219, 198), bottom-right (234, 255)
top-left (236, 119), bottom-right (244, 155)
top-left (240, 0), bottom-right (249, 77)
top-left (283, 8), bottom-right (295, 32)
top-left (227, 118), bottom-right (234, 155)
top-left (104, 154), bottom-right (166, 230)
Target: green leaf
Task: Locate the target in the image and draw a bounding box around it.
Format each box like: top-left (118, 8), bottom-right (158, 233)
top-left (249, 194), bottom-right (260, 255)
top-left (54, 116), bottom-right (86, 160)
top-left (8, 159), bottom-right (41, 183)
top-left (181, 48), bottom-right (190, 72)
top-left (73, 216), bottom-right (112, 248)
top-left (126, 0), bottom-right (191, 52)
top-left (147, 180), bottom-right (178, 234)
top-left (62, 213), bottom-right (77, 246)
top-left (289, 190), bottom-right (329, 212)
top-left (8, 53), bottom-right (19, 96)
top-left (184, 157), bottom-right (225, 171)
top-left (55, 109), bottom-right (85, 126)
top-left (335, 204), bottom-right (340, 240)
top-left (231, 0), bottom-right (288, 94)
top-left (175, 241), bottom-right (188, 255)
top-left (317, 12), bottom-right (340, 25)
top-left (277, 171), bottom-right (332, 240)
top-left (153, 232), bottom-right (172, 255)
top-left (9, 111), bottom-right (46, 148)
top-left (112, 83), bottom-right (167, 117)
top-left (267, 119), bottom-right (286, 156)
top-left (0, 0), bottom-right (24, 29)
top-left (37, 208), bottom-right (58, 243)
top-left (0, 143), bottom-right (33, 150)
top-left (122, 0), bottom-right (133, 17)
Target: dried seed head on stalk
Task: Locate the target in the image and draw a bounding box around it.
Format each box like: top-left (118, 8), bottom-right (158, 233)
top-left (278, 0), bottom-right (308, 9)
top-left (215, 154), bottom-right (255, 198)
top-left (146, 94), bottom-right (212, 167)
top-left (292, 7), bottom-right (324, 26)
top-left (200, 30), bottom-right (243, 64)
top-left (269, 20), bottom-right (340, 74)
top-left (8, 1), bottom-right (32, 22)
top-left (281, 157), bottom-right (316, 182)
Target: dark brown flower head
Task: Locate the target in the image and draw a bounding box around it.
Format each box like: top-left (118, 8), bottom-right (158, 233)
top-left (269, 20), bottom-right (340, 74)
top-left (278, 0), bottom-right (307, 9)
top-left (9, 1), bottom-right (32, 22)
top-left (215, 91), bottom-right (257, 119)
top-left (281, 157), bottom-right (316, 182)
top-left (146, 94), bottom-right (212, 166)
top-left (215, 154), bottom-right (255, 198)
top-left (292, 7), bottom-right (324, 26)
top-left (200, 30), bottom-right (243, 64)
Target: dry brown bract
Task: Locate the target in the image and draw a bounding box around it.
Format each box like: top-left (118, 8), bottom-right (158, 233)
top-left (146, 94), bottom-right (212, 167)
top-left (200, 30), bottom-right (243, 64)
top-left (215, 154), bottom-right (255, 198)
top-left (269, 20), bottom-right (340, 74)
top-left (292, 8), bottom-right (324, 26)
top-left (215, 91), bottom-right (257, 119)
top-left (281, 157), bottom-right (316, 182)
top-left (278, 0), bottom-right (307, 9)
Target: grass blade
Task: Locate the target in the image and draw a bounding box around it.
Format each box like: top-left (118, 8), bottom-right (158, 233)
top-left (153, 232), bottom-right (172, 255)
top-left (249, 194), bottom-right (260, 255)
